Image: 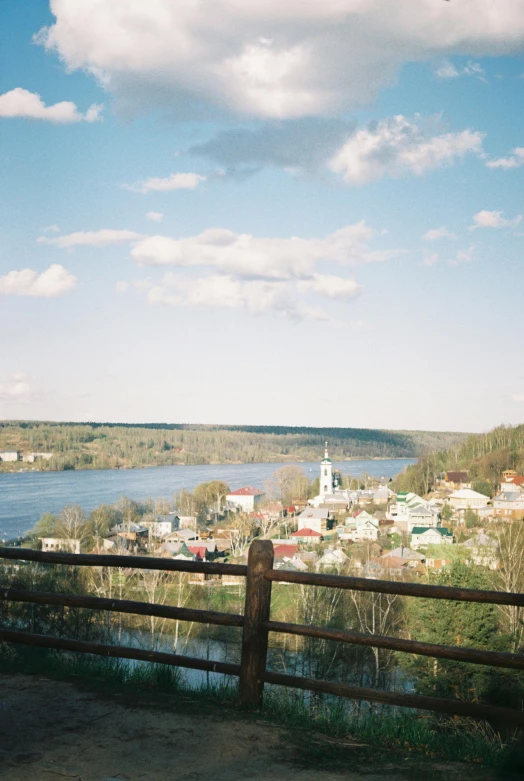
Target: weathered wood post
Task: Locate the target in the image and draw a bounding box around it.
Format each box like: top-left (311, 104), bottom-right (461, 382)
top-left (239, 539), bottom-right (274, 706)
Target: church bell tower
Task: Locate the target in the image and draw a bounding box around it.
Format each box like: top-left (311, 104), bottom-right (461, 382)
top-left (320, 441), bottom-right (333, 497)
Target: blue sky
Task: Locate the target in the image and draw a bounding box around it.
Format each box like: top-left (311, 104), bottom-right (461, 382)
top-left (1, 0), bottom-right (524, 433)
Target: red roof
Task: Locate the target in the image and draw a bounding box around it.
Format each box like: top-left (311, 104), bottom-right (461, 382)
top-left (188, 546), bottom-right (207, 559)
top-left (504, 476), bottom-right (524, 486)
top-left (228, 486), bottom-right (264, 496)
top-left (273, 544), bottom-right (299, 558)
top-left (290, 528), bottom-right (322, 538)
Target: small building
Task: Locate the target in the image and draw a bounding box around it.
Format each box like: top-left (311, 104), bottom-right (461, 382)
top-left (407, 505), bottom-right (440, 532)
top-left (110, 522), bottom-right (149, 542)
top-left (499, 476), bottom-right (524, 494)
top-left (289, 527), bottom-right (323, 544)
top-left (493, 491), bottom-right (524, 520)
top-left (40, 537), bottom-right (81, 554)
top-left (273, 544), bottom-right (299, 561)
top-left (459, 533), bottom-right (498, 569)
top-left (22, 452), bottom-right (53, 463)
top-left (226, 487), bottom-right (265, 513)
top-left (296, 507), bottom-right (331, 533)
top-left (383, 546), bottom-right (425, 564)
top-left (442, 471), bottom-right (470, 489)
top-left (411, 526), bottom-right (453, 550)
top-left (0, 451), bottom-right (20, 462)
top-left (316, 549), bottom-right (349, 569)
top-left (448, 488), bottom-right (489, 511)
top-left (164, 528), bottom-right (201, 543)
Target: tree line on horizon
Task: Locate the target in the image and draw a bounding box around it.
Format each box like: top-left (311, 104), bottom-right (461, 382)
top-left (0, 421), bottom-right (467, 472)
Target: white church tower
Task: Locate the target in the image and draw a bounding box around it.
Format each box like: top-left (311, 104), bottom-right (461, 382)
top-left (320, 442), bottom-right (333, 497)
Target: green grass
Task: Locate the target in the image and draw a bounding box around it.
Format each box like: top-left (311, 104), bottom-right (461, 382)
top-left (1, 644), bottom-right (523, 773)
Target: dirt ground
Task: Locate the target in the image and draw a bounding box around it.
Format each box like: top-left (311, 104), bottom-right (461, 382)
top-left (0, 674), bottom-right (519, 781)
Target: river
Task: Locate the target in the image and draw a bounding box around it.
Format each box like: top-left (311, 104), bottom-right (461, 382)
top-left (0, 458), bottom-right (414, 540)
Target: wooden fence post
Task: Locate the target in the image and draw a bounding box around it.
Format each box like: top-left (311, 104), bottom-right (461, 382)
top-left (240, 539), bottom-right (274, 706)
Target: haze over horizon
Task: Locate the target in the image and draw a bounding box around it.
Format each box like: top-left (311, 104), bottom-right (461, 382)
top-left (1, 2), bottom-right (524, 434)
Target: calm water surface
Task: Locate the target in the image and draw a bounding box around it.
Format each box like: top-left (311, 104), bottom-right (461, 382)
top-left (0, 458), bottom-right (414, 539)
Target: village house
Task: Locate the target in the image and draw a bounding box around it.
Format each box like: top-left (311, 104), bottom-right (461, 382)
top-left (140, 514), bottom-right (180, 538)
top-left (493, 490), bottom-right (524, 520)
top-left (499, 475), bottom-right (524, 493)
top-left (458, 534), bottom-right (499, 569)
top-left (290, 527), bottom-right (323, 544)
top-left (411, 526), bottom-right (453, 550)
top-left (448, 488), bottom-right (490, 511)
top-left (383, 546), bottom-right (425, 565)
top-left (387, 492), bottom-right (428, 521)
top-left (40, 537), bottom-right (81, 554)
top-left (406, 504), bottom-right (440, 532)
top-left (296, 507), bottom-right (331, 533)
top-left (440, 471), bottom-right (470, 489)
top-left (316, 549), bottom-right (349, 569)
top-left (164, 528), bottom-right (201, 543)
top-left (226, 486), bottom-right (265, 513)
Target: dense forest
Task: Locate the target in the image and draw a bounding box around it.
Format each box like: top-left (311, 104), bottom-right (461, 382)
top-left (394, 423), bottom-right (524, 496)
top-left (0, 421), bottom-right (467, 472)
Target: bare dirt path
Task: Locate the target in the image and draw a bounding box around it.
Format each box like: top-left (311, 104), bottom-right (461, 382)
top-left (0, 674), bottom-right (517, 781)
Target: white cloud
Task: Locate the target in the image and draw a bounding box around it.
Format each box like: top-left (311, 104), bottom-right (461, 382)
top-left (511, 394), bottom-right (524, 403)
top-left (298, 274), bottom-right (361, 300)
top-left (470, 210), bottom-right (522, 230)
top-left (0, 373), bottom-right (32, 402)
top-left (146, 211), bottom-right (164, 222)
top-left (435, 60), bottom-right (486, 80)
top-left (124, 173), bottom-right (205, 194)
top-left (486, 147), bottom-right (524, 170)
top-left (434, 61), bottom-right (459, 79)
top-left (0, 87), bottom-right (102, 123)
top-left (115, 281), bottom-right (129, 293)
top-left (43, 224), bottom-right (61, 234)
top-left (146, 273), bottom-right (330, 321)
top-left (35, 1), bottom-right (524, 119)
top-left (38, 229), bottom-right (144, 248)
top-left (423, 227), bottom-right (457, 241)
top-left (130, 222), bottom-right (397, 280)
top-left (329, 116), bottom-right (483, 185)
top-left (0, 264), bottom-right (77, 297)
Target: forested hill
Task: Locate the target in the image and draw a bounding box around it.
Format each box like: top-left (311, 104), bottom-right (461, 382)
top-left (394, 423), bottom-right (524, 496)
top-left (0, 421), bottom-right (467, 472)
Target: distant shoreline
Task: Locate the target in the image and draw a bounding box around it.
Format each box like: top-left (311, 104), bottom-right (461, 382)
top-left (0, 454), bottom-right (416, 476)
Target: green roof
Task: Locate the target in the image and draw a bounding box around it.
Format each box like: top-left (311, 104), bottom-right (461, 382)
top-left (411, 526), bottom-right (453, 537)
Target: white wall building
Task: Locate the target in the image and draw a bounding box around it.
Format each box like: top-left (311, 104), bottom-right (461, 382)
top-left (0, 451), bottom-right (20, 462)
top-left (226, 486), bottom-right (265, 513)
top-left (40, 537), bottom-right (81, 554)
top-left (448, 488), bottom-right (490, 511)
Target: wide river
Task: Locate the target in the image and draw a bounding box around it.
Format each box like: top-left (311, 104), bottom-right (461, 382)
top-left (0, 458), bottom-right (414, 540)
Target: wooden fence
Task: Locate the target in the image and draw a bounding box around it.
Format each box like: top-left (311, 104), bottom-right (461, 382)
top-left (1, 541), bottom-right (524, 727)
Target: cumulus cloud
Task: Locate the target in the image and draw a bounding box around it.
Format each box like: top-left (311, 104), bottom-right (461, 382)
top-left (0, 373), bottom-right (32, 402)
top-left (146, 211), bottom-right (164, 222)
top-left (511, 394), bottom-right (524, 403)
top-left (0, 264), bottom-right (77, 297)
top-left (470, 210), bottom-right (522, 229)
top-left (38, 229), bottom-right (144, 248)
top-left (123, 173), bottom-right (205, 194)
top-left (298, 274), bottom-right (362, 300)
top-left (146, 273), bottom-right (332, 321)
top-left (130, 222), bottom-right (397, 280)
top-left (329, 116), bottom-right (483, 185)
top-left (421, 253), bottom-right (439, 267)
top-left (423, 227), bottom-right (457, 241)
top-left (35, 1), bottom-right (524, 119)
top-left (0, 87), bottom-right (102, 123)
top-left (486, 147), bottom-right (524, 169)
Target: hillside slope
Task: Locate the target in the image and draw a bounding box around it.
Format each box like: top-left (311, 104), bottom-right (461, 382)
top-left (0, 421), bottom-right (468, 472)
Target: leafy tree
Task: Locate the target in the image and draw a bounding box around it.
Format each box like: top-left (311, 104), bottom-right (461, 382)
top-left (441, 504), bottom-right (453, 521)
top-left (400, 562), bottom-right (502, 704)
top-left (464, 508), bottom-right (479, 528)
top-left (472, 478), bottom-right (493, 498)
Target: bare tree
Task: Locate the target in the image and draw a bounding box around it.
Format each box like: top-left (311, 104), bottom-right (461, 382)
top-left (494, 523), bottom-right (524, 653)
top-left (55, 505), bottom-right (87, 549)
top-left (139, 569), bottom-right (171, 650)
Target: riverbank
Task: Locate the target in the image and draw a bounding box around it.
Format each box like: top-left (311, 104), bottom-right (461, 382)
top-left (0, 458), bottom-right (414, 540)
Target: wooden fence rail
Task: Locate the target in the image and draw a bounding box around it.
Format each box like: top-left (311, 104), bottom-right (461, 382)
top-left (1, 542), bottom-right (523, 727)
